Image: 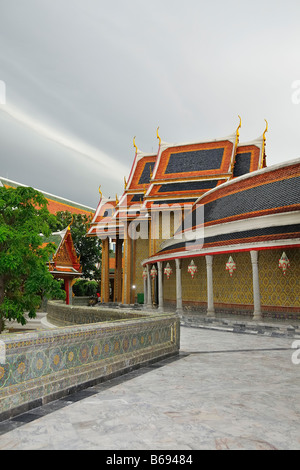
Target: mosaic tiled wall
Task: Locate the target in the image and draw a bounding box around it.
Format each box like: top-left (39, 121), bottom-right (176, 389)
top-left (163, 259), bottom-right (176, 302)
top-left (213, 252), bottom-right (254, 306)
top-left (0, 311), bottom-right (180, 420)
top-left (259, 248), bottom-right (300, 308)
top-left (181, 257), bottom-right (207, 303)
top-left (47, 301), bottom-right (147, 327)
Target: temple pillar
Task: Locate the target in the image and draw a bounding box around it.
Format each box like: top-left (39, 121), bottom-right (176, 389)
top-left (101, 237), bottom-right (110, 303)
top-left (146, 264), bottom-right (152, 308)
top-left (175, 259), bottom-right (183, 315)
top-left (114, 236), bottom-right (123, 303)
top-left (143, 269), bottom-right (147, 306)
top-left (122, 223), bottom-right (132, 305)
top-left (157, 261), bottom-right (164, 313)
top-left (205, 255), bottom-right (215, 317)
top-left (64, 279), bottom-right (71, 305)
top-left (250, 250), bottom-right (262, 321)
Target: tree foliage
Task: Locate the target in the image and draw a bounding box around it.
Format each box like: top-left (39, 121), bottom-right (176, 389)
top-left (0, 186), bottom-right (65, 332)
top-left (51, 211), bottom-right (102, 280)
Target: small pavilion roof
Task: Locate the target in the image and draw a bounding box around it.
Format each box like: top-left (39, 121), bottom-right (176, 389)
top-left (41, 227), bottom-right (82, 277)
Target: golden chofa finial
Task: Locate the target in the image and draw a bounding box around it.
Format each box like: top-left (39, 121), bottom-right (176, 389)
top-left (156, 126), bottom-right (161, 146)
top-left (115, 194), bottom-right (119, 206)
top-left (67, 215), bottom-right (74, 231)
top-left (261, 119), bottom-right (268, 169)
top-left (236, 115), bottom-right (242, 142)
top-left (133, 136), bottom-right (138, 153)
top-left (99, 185), bottom-right (103, 198)
top-left (231, 115), bottom-right (242, 176)
top-left (149, 165), bottom-right (153, 179)
top-left (124, 176), bottom-right (127, 189)
top-left (263, 118), bottom-right (268, 139)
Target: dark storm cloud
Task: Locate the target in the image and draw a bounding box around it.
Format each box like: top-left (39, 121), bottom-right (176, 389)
top-left (0, 0), bottom-right (299, 207)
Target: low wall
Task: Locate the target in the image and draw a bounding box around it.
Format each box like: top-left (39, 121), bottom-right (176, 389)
top-left (0, 309), bottom-right (180, 421)
top-left (46, 300), bottom-right (148, 326)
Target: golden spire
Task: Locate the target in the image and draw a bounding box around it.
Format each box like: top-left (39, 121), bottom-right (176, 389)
top-left (99, 185), bottom-right (102, 198)
top-left (115, 194), bottom-right (119, 206)
top-left (133, 136), bottom-right (138, 154)
top-left (261, 119), bottom-right (268, 168)
top-left (235, 115), bottom-right (242, 148)
top-left (231, 115), bottom-right (242, 176)
top-left (157, 126), bottom-right (161, 146)
top-left (124, 176), bottom-right (127, 189)
top-left (67, 215), bottom-right (74, 231)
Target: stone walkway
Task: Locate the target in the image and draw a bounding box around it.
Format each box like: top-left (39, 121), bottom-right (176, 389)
top-left (0, 325), bottom-right (299, 450)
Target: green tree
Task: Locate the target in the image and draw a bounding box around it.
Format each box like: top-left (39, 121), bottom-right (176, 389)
top-left (0, 186), bottom-right (65, 333)
top-left (52, 211), bottom-right (102, 280)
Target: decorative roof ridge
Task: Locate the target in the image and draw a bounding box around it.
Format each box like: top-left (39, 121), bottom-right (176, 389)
top-left (193, 157), bottom-right (300, 206)
top-left (90, 193), bottom-right (117, 226)
top-left (146, 175), bottom-right (230, 186)
top-left (237, 135), bottom-right (264, 149)
top-left (158, 131), bottom-right (238, 149)
top-left (125, 137), bottom-right (157, 191)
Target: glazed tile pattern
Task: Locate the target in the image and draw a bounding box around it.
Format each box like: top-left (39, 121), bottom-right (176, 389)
top-left (0, 312), bottom-right (180, 419)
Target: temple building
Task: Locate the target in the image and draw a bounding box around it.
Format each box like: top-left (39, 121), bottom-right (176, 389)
top-left (41, 227), bottom-right (82, 305)
top-left (87, 119), bottom-right (300, 320)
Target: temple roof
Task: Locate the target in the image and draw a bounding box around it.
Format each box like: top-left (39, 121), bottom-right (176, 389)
top-left (0, 177), bottom-right (95, 216)
top-left (41, 227), bottom-right (82, 277)
top-left (88, 119), bottom-right (270, 236)
top-left (125, 148), bottom-right (157, 192)
top-left (86, 197), bottom-right (119, 237)
top-left (143, 133), bottom-right (237, 209)
top-left (152, 135), bottom-right (237, 181)
top-left (233, 135), bottom-right (265, 178)
top-left (143, 158), bottom-right (300, 263)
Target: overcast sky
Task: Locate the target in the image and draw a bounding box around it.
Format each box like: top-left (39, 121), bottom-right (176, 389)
top-left (0, 0), bottom-right (299, 208)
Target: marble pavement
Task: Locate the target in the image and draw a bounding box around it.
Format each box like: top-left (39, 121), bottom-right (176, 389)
top-left (0, 325), bottom-right (299, 450)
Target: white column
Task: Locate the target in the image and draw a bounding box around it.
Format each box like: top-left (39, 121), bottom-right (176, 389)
top-left (146, 264), bottom-right (152, 308)
top-left (205, 255), bottom-right (215, 317)
top-left (250, 250), bottom-right (262, 321)
top-left (157, 261), bottom-right (164, 313)
top-left (175, 259), bottom-right (183, 315)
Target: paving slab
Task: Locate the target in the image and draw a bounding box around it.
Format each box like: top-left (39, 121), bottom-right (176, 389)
top-left (0, 326), bottom-right (299, 450)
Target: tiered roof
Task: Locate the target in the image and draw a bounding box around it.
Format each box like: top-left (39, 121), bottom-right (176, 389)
top-left (87, 195), bottom-right (118, 237)
top-left (87, 119), bottom-right (268, 238)
top-left (144, 132), bottom-right (237, 208)
top-left (144, 158), bottom-right (300, 263)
